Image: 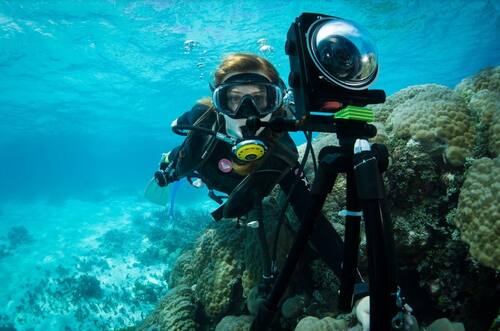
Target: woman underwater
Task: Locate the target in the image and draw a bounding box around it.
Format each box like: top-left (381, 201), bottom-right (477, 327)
top-left (151, 53), bottom-right (345, 276)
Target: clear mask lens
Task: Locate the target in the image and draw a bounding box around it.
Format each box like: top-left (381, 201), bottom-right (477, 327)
top-left (213, 82), bottom-right (282, 118)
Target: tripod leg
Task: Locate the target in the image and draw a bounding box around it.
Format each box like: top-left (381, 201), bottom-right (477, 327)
top-left (250, 149), bottom-right (347, 331)
top-left (252, 201), bottom-right (273, 283)
top-left (338, 170), bottom-right (363, 311)
top-left (280, 169), bottom-right (345, 277)
top-left (353, 140), bottom-right (399, 331)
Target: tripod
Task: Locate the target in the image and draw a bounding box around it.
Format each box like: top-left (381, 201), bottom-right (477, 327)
top-left (251, 119), bottom-right (404, 331)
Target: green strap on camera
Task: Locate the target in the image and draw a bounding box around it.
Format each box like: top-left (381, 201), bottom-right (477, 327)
top-left (334, 106), bottom-right (374, 122)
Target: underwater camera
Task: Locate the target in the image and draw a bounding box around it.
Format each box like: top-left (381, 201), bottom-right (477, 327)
top-left (285, 13), bottom-right (386, 122)
top-left (250, 13), bottom-right (409, 331)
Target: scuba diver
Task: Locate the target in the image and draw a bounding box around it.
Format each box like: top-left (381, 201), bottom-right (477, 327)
top-left (146, 52), bottom-right (373, 328)
top-left (150, 52), bottom-right (344, 275)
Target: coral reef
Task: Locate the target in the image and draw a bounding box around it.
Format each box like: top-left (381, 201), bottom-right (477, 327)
top-left (7, 226), bottom-right (34, 249)
top-left (455, 67), bottom-right (500, 101)
top-left (294, 316), bottom-right (347, 331)
top-left (455, 157), bottom-right (500, 269)
top-left (374, 84), bottom-right (475, 166)
top-left (137, 285), bottom-right (198, 331)
top-left (426, 318), bottom-right (465, 331)
top-left (455, 67), bottom-right (500, 157)
top-left (0, 203), bottom-right (210, 330)
top-left (0, 225), bottom-right (34, 261)
top-left (75, 274), bottom-right (103, 299)
top-left (131, 67), bottom-right (500, 331)
top-left (214, 315), bottom-right (253, 331)
top-left (169, 198), bottom-right (296, 323)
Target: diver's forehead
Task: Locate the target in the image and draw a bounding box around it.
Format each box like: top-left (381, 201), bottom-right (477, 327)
top-left (228, 85), bottom-right (266, 95)
top-left (222, 70), bottom-right (272, 82)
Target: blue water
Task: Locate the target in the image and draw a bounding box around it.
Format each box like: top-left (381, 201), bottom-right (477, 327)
top-left (0, 0), bottom-right (499, 329)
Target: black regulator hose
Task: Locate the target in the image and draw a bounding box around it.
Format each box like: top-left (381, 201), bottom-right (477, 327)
top-left (172, 124), bottom-right (216, 136)
top-left (172, 124), bottom-right (237, 145)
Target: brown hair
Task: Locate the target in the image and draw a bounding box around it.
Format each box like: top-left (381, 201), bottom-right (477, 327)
top-left (213, 53), bottom-right (280, 86)
top-left (198, 53), bottom-right (281, 107)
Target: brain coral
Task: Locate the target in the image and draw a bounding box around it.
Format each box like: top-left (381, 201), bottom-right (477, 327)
top-left (455, 67), bottom-right (500, 100)
top-left (459, 81), bottom-right (500, 157)
top-left (385, 84), bottom-right (475, 166)
top-left (455, 67), bottom-right (500, 157)
top-left (192, 222), bottom-right (246, 319)
top-left (455, 156), bottom-right (500, 269)
top-left (137, 285), bottom-right (198, 331)
top-left (294, 316), bottom-right (347, 331)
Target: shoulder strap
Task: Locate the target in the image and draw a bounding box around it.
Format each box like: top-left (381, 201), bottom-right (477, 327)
top-left (174, 105), bottom-right (221, 178)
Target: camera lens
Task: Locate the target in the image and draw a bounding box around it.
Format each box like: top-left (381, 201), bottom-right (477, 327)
top-left (317, 35), bottom-right (361, 80)
top-left (307, 17), bottom-right (379, 90)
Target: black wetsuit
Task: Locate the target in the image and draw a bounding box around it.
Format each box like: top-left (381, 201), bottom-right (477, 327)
top-left (168, 103), bottom-right (345, 277)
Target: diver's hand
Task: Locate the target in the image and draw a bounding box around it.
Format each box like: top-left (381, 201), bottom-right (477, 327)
top-left (154, 170), bottom-right (173, 187)
top-left (355, 296), bottom-right (370, 331)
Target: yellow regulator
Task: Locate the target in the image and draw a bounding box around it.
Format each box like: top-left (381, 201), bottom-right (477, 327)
top-left (232, 139), bottom-right (268, 162)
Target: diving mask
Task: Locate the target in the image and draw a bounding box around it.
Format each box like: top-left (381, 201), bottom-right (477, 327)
top-left (212, 73), bottom-right (283, 119)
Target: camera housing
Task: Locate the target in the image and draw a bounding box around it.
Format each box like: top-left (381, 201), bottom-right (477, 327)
top-left (286, 13), bottom-right (386, 121)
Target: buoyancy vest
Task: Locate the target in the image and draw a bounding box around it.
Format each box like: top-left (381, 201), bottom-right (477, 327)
top-left (172, 103), bottom-right (299, 195)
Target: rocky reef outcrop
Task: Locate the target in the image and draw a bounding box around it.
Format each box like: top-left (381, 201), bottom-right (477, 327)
top-left (131, 67), bottom-right (500, 331)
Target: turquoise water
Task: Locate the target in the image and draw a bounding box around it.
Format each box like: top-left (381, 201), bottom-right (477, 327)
top-left (0, 0), bottom-right (499, 329)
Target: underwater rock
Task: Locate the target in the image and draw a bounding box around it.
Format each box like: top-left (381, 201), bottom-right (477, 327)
top-left (281, 295), bottom-right (306, 319)
top-left (455, 156), bottom-right (500, 269)
top-left (246, 285), bottom-right (267, 316)
top-left (76, 274), bottom-right (103, 299)
top-left (294, 316), bottom-right (347, 331)
top-left (427, 318), bottom-right (465, 331)
top-left (133, 280), bottom-right (162, 304)
top-left (215, 315), bottom-right (253, 331)
top-left (7, 225), bottom-right (34, 249)
top-left (137, 285), bottom-right (197, 331)
top-left (99, 229), bottom-right (130, 255)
